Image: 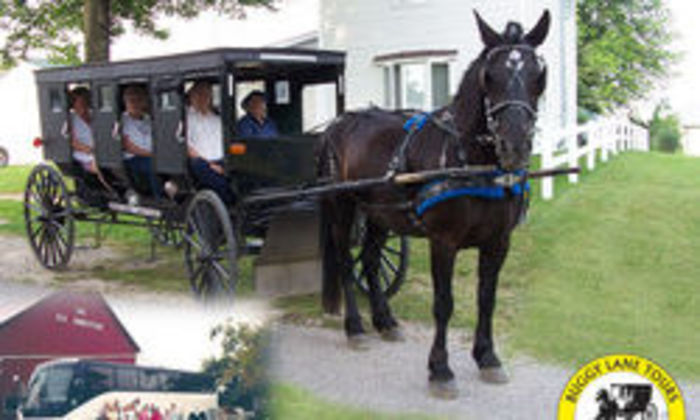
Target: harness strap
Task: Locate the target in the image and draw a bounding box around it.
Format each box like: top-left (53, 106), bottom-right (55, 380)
top-left (388, 108), bottom-right (466, 175)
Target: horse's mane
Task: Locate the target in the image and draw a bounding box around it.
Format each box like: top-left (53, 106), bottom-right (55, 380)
top-left (451, 52), bottom-right (488, 140)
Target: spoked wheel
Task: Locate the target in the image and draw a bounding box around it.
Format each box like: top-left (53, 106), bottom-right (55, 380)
top-left (23, 164), bottom-right (75, 269)
top-left (183, 190), bottom-right (237, 300)
top-left (350, 212), bottom-right (410, 298)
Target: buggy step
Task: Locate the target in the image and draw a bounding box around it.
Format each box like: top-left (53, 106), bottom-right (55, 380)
top-left (108, 202), bottom-right (162, 219)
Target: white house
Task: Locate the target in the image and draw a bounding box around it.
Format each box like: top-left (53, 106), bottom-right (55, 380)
top-left (318, 0), bottom-right (577, 149)
top-left (0, 62), bottom-right (43, 165)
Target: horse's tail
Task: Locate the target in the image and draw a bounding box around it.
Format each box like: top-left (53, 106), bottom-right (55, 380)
top-left (320, 198), bottom-right (342, 314)
top-left (318, 120), bottom-right (343, 314)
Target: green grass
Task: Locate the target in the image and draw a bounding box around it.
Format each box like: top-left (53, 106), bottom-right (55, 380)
top-left (270, 383), bottom-right (443, 420)
top-left (0, 165), bottom-right (32, 193)
top-left (277, 152), bottom-right (700, 380)
top-left (509, 152), bottom-right (700, 378)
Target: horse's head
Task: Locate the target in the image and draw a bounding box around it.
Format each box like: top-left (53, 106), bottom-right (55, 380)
top-left (475, 10), bottom-right (550, 171)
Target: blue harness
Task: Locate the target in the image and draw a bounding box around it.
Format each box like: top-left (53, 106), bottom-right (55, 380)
top-left (415, 172), bottom-right (530, 217)
top-left (403, 112), bottom-right (431, 132)
top-left (401, 113), bottom-right (530, 217)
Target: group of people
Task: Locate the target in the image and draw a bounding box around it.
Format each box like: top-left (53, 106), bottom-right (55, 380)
top-left (68, 82), bottom-right (278, 205)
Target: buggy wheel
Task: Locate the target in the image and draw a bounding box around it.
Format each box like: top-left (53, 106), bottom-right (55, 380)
top-left (350, 213), bottom-right (409, 298)
top-left (23, 164), bottom-right (74, 269)
top-left (183, 190), bottom-right (237, 300)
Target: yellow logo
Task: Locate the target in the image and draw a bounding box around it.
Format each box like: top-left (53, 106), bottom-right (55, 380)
top-left (557, 354), bottom-right (685, 420)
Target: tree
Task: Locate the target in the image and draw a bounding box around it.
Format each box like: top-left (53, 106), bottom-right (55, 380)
top-left (202, 323), bottom-right (269, 416)
top-left (0, 0), bottom-right (275, 66)
top-left (577, 0), bottom-right (678, 114)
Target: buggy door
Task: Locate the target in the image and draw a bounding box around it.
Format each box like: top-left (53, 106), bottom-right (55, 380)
top-left (38, 83), bottom-right (71, 163)
top-left (152, 77), bottom-right (186, 175)
top-left (91, 81), bottom-right (122, 169)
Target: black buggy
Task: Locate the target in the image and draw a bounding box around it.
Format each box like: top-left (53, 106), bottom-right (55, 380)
top-left (596, 383), bottom-right (658, 420)
top-left (26, 48), bottom-right (410, 299)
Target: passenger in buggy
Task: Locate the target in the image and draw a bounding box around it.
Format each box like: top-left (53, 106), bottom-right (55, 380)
top-left (69, 87), bottom-right (97, 173)
top-left (186, 81), bottom-right (236, 205)
top-left (121, 85), bottom-right (163, 198)
top-left (236, 90), bottom-right (278, 138)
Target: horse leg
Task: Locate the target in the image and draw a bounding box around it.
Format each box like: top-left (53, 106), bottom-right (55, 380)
top-left (362, 222), bottom-right (402, 341)
top-left (333, 203), bottom-right (369, 350)
top-left (473, 238), bottom-right (510, 384)
top-left (427, 239), bottom-right (458, 399)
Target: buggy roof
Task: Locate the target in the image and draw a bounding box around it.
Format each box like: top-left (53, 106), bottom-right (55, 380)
top-left (35, 47), bottom-right (345, 84)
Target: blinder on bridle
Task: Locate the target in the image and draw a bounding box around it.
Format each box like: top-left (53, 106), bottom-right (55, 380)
top-left (478, 44), bottom-right (546, 144)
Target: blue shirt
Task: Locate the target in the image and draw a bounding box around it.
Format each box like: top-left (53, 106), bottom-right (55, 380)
top-left (236, 114), bottom-right (279, 138)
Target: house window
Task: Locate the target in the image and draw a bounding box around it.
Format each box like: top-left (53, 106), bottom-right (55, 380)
top-left (381, 60), bottom-right (451, 110)
top-left (431, 63), bottom-right (449, 108)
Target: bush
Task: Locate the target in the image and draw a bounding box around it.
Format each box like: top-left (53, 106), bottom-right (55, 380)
top-left (649, 102), bottom-right (681, 153)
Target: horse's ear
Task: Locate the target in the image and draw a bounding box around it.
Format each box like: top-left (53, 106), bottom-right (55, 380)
top-left (474, 10), bottom-right (503, 48)
top-left (524, 10), bottom-right (551, 47)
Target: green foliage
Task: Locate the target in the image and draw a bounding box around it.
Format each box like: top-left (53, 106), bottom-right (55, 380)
top-left (577, 0), bottom-right (678, 113)
top-left (648, 101), bottom-right (681, 153)
top-left (202, 323), bottom-right (269, 416)
top-left (0, 0), bottom-right (276, 66)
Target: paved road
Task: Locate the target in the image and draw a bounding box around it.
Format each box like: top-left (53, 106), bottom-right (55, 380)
top-left (270, 324), bottom-right (700, 420)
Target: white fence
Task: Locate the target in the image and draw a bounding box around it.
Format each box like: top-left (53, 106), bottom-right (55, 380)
top-left (537, 118), bottom-right (650, 200)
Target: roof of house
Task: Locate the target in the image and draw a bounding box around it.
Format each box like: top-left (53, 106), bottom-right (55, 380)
top-left (0, 291), bottom-right (140, 358)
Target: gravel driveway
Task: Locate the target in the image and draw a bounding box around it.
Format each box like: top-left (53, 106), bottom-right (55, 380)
top-left (270, 323), bottom-right (699, 419)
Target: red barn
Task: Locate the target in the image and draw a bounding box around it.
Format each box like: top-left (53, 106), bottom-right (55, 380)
top-left (0, 291), bottom-right (139, 416)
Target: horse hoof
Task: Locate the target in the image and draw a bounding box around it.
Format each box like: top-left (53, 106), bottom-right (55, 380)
top-left (429, 379), bottom-right (458, 400)
top-left (479, 366), bottom-right (510, 384)
top-left (347, 334), bottom-right (371, 351)
top-left (380, 326), bottom-right (405, 342)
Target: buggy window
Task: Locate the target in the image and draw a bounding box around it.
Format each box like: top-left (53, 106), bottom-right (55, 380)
top-left (235, 80), bottom-right (265, 118)
top-left (184, 80), bottom-right (221, 112)
top-left (159, 91), bottom-right (178, 111)
top-left (98, 85), bottom-right (114, 112)
top-left (274, 80), bottom-right (290, 105)
top-left (49, 88), bottom-right (63, 113)
top-left (302, 83), bottom-right (336, 132)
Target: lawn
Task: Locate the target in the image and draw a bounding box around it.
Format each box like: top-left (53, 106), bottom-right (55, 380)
top-left (270, 383), bottom-right (443, 420)
top-left (278, 152), bottom-right (700, 380)
top-left (0, 165), bottom-right (32, 194)
top-left (509, 152), bottom-right (700, 378)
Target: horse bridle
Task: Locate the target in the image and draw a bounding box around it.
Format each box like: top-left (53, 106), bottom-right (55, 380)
top-left (480, 44), bottom-right (545, 144)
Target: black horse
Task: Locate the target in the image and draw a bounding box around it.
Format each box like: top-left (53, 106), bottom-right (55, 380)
top-left (319, 11), bottom-right (550, 397)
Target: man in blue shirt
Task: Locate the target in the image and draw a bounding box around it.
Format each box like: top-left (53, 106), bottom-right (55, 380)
top-left (236, 90), bottom-right (279, 138)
